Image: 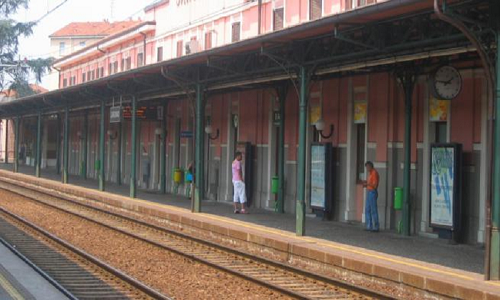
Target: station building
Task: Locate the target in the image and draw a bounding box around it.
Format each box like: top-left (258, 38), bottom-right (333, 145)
top-left (2, 0), bottom-right (500, 279)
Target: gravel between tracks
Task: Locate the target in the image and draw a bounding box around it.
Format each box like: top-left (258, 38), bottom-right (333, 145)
top-left (0, 189), bottom-right (291, 300)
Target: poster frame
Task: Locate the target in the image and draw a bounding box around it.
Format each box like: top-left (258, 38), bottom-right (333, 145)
top-left (309, 142), bottom-right (333, 216)
top-left (429, 143), bottom-right (462, 231)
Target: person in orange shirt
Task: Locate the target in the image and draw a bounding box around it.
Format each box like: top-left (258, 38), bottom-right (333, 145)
top-left (362, 161), bottom-right (380, 232)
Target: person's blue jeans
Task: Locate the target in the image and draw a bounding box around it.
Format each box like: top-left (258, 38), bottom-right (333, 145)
top-left (365, 190), bottom-right (379, 231)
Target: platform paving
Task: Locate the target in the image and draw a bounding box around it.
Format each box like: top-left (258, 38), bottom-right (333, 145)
top-left (1, 163), bottom-right (485, 275)
top-left (0, 241), bottom-right (69, 300)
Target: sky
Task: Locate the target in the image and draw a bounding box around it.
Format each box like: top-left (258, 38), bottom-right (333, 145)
top-left (15, 0), bottom-right (154, 84)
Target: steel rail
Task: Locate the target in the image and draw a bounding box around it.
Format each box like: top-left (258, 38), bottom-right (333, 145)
top-left (0, 207), bottom-right (171, 300)
top-left (0, 179), bottom-right (393, 300)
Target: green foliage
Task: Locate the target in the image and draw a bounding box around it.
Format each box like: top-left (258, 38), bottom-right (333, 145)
top-left (0, 0), bottom-right (53, 97)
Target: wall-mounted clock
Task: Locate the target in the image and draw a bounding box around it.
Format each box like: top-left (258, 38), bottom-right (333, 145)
top-left (431, 65), bottom-right (462, 100)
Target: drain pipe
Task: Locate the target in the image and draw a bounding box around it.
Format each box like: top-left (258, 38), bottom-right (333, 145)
top-left (434, 0), bottom-right (496, 280)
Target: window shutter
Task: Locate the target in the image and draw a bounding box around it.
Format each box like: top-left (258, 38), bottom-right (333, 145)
top-left (310, 0), bottom-right (322, 20)
top-left (157, 47), bottom-right (163, 62)
top-left (137, 53), bottom-right (144, 67)
top-left (205, 32), bottom-right (212, 50)
top-left (273, 7), bottom-right (284, 31)
top-left (232, 22), bottom-right (241, 42)
top-left (177, 40), bottom-right (183, 57)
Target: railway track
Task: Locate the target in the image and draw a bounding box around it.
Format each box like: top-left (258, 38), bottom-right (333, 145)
top-left (0, 180), bottom-right (393, 300)
top-left (0, 209), bottom-right (169, 300)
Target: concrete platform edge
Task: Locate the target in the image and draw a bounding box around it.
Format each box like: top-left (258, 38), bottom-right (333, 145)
top-left (0, 170), bottom-right (498, 300)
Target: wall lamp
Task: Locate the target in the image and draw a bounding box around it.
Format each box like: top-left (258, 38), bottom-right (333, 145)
top-left (314, 118), bottom-right (334, 139)
top-left (205, 124), bottom-right (219, 140)
top-left (76, 131), bottom-right (85, 140)
top-left (107, 129), bottom-right (118, 140)
top-left (155, 128), bottom-right (165, 140)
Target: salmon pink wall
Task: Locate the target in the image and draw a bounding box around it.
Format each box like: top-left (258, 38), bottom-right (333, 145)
top-left (451, 77), bottom-right (482, 165)
top-left (285, 86), bottom-right (298, 160)
top-left (368, 73), bottom-right (390, 162)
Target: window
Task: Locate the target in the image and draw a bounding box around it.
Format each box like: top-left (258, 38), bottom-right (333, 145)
top-left (113, 61), bottom-right (118, 74)
top-left (273, 0), bottom-right (284, 31)
top-left (137, 53), bottom-right (144, 67)
top-left (82, 72), bottom-right (86, 83)
top-left (310, 0), bottom-right (322, 21)
top-left (70, 76), bottom-right (76, 86)
top-left (121, 58), bottom-right (125, 72)
top-left (204, 32), bottom-right (212, 50)
top-left (108, 63), bottom-right (113, 75)
top-left (231, 22), bottom-right (241, 42)
top-left (91, 70), bottom-right (95, 80)
top-left (176, 41), bottom-right (183, 57)
top-left (126, 57), bottom-right (131, 70)
top-left (100, 67), bottom-right (104, 78)
top-left (87, 71), bottom-right (91, 81)
top-left (356, 124), bottom-right (366, 181)
top-left (157, 47), bottom-right (163, 62)
top-left (59, 42), bottom-right (66, 56)
top-left (63, 78), bottom-right (68, 88)
top-left (273, 7), bottom-right (284, 31)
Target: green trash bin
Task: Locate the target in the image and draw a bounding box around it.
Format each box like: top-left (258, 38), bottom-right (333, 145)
top-left (94, 160), bottom-right (100, 171)
top-left (271, 176), bottom-right (279, 194)
top-left (394, 187), bottom-right (403, 210)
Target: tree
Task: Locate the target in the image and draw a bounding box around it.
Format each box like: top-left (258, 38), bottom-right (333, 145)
top-left (0, 0), bottom-right (53, 97)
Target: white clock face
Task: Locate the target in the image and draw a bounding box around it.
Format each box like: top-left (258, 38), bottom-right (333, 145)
top-left (433, 66), bottom-right (462, 100)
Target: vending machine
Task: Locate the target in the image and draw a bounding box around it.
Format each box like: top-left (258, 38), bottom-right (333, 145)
top-left (236, 142), bottom-right (254, 206)
top-left (429, 143), bottom-right (463, 242)
top-left (310, 143), bottom-right (334, 219)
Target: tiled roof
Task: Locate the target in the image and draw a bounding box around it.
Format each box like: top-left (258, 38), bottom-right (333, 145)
top-left (0, 84), bottom-right (48, 100)
top-left (49, 20), bottom-right (141, 38)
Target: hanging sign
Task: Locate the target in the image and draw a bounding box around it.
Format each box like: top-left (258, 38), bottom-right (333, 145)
top-left (123, 106), bottom-right (161, 120)
top-left (309, 143), bottom-right (333, 216)
top-left (110, 106), bottom-right (122, 123)
top-left (180, 131), bottom-right (193, 138)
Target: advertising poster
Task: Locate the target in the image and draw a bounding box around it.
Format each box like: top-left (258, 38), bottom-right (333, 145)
top-left (429, 97), bottom-right (449, 122)
top-left (430, 146), bottom-right (455, 227)
top-left (310, 145), bottom-right (326, 209)
top-left (354, 102), bottom-right (367, 124)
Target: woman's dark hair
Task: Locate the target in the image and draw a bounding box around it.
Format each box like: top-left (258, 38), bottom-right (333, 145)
top-left (235, 151), bottom-right (242, 158)
top-left (365, 161), bottom-right (374, 168)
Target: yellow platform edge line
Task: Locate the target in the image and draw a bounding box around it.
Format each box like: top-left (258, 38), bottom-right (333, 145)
top-left (0, 273), bottom-right (25, 300)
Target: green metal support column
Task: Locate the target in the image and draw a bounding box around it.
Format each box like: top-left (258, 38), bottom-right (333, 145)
top-left (400, 70), bottom-right (415, 237)
top-left (82, 111), bottom-right (88, 180)
top-left (160, 104), bottom-right (167, 194)
top-left (277, 86), bottom-right (287, 214)
top-left (194, 83), bottom-right (205, 213)
top-left (99, 100), bottom-right (105, 191)
top-left (63, 107), bottom-right (69, 184)
top-left (14, 117), bottom-right (19, 173)
top-left (117, 117), bottom-right (122, 186)
top-left (490, 31), bottom-right (500, 280)
top-left (35, 113), bottom-right (42, 178)
top-left (296, 66), bottom-right (309, 236)
top-left (56, 114), bottom-right (61, 175)
top-left (130, 96), bottom-right (137, 198)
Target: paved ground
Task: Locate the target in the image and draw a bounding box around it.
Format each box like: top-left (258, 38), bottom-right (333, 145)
top-left (0, 241), bottom-right (68, 300)
top-left (1, 164), bottom-right (485, 275)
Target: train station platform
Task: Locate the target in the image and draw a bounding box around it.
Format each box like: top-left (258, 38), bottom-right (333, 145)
top-left (0, 240), bottom-right (68, 300)
top-left (0, 165), bottom-right (498, 299)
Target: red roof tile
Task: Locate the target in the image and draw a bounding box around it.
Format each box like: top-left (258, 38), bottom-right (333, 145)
top-left (49, 20), bottom-right (141, 38)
